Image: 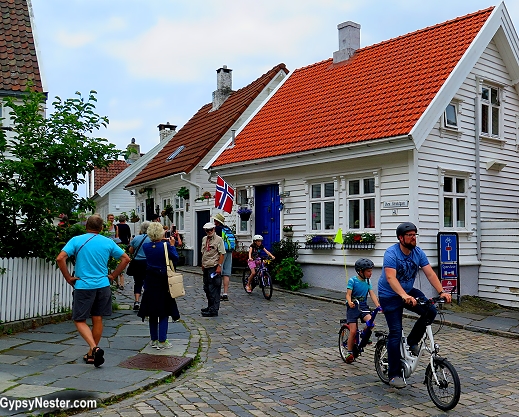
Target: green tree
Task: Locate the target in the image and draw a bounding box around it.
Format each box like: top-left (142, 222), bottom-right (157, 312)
top-left (0, 87), bottom-right (122, 261)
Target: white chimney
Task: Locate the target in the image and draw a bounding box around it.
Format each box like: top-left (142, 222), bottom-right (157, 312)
top-left (333, 21), bottom-right (360, 64)
top-left (158, 122), bottom-right (177, 141)
top-left (212, 65), bottom-right (233, 111)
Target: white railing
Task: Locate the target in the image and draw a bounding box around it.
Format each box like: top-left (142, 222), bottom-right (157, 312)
top-left (0, 258), bottom-right (73, 323)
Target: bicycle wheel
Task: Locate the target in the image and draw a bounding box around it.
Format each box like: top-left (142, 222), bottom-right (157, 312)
top-left (242, 268), bottom-right (251, 293)
top-left (374, 339), bottom-right (390, 384)
top-left (425, 358), bottom-right (461, 411)
top-left (261, 271), bottom-right (273, 300)
top-left (338, 325), bottom-right (351, 362)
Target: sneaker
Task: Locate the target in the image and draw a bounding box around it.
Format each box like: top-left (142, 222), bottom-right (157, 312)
top-left (409, 344), bottom-right (420, 356)
top-left (221, 294), bottom-right (229, 301)
top-left (201, 307), bottom-right (210, 313)
top-left (389, 376), bottom-right (407, 389)
top-left (133, 302), bottom-right (140, 311)
top-left (150, 340), bottom-right (159, 349)
top-left (157, 340), bottom-right (173, 350)
top-left (345, 352), bottom-right (355, 364)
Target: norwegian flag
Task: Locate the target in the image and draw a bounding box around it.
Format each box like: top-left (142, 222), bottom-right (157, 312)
top-left (215, 175), bottom-right (235, 214)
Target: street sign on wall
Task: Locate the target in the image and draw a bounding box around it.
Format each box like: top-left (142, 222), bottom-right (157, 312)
top-left (437, 232), bottom-right (460, 303)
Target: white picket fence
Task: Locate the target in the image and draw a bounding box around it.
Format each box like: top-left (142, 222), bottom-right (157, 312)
top-left (0, 258), bottom-right (73, 323)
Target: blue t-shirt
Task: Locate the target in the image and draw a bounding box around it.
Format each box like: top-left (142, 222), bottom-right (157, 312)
top-left (62, 233), bottom-right (124, 290)
top-left (347, 276), bottom-right (372, 300)
top-left (130, 234), bottom-right (151, 260)
top-left (378, 243), bottom-right (430, 298)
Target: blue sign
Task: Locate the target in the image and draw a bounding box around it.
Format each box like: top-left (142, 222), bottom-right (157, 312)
top-left (437, 232), bottom-right (460, 299)
top-left (439, 234), bottom-right (458, 263)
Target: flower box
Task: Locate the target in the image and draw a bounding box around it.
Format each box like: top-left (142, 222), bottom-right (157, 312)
top-left (343, 242), bottom-right (376, 250)
top-left (304, 242), bottom-right (336, 250)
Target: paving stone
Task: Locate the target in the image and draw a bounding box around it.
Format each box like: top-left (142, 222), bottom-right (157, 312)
top-left (3, 383), bottom-right (65, 397)
top-left (15, 332), bottom-right (75, 343)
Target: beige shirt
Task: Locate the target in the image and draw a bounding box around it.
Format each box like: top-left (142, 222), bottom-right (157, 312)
top-left (201, 234), bottom-right (225, 268)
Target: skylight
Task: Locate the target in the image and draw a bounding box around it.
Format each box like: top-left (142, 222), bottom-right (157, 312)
top-left (166, 145), bottom-right (185, 161)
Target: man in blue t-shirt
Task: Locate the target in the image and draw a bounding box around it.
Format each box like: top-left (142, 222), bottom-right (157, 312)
top-left (378, 222), bottom-right (451, 389)
top-left (56, 215), bottom-right (130, 367)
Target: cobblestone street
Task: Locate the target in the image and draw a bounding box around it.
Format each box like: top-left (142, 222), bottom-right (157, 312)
top-left (77, 272), bottom-right (519, 417)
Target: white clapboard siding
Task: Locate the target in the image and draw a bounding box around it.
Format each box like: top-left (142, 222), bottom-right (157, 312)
top-left (480, 221), bottom-right (519, 308)
top-left (0, 258), bottom-right (73, 323)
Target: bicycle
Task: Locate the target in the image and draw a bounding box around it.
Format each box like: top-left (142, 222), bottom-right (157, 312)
top-left (374, 296), bottom-right (461, 411)
top-left (242, 257), bottom-right (273, 300)
top-left (339, 302), bottom-right (383, 363)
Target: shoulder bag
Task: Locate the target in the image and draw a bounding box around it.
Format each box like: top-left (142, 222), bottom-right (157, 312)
top-left (164, 242), bottom-right (185, 298)
top-left (126, 234), bottom-right (147, 276)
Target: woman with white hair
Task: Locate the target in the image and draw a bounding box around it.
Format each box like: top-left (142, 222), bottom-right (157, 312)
top-left (137, 222), bottom-right (180, 349)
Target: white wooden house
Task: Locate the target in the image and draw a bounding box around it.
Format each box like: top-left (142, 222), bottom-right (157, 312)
top-left (209, 3), bottom-right (519, 307)
top-left (126, 64), bottom-right (289, 265)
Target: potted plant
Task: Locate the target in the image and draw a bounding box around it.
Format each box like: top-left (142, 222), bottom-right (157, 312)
top-left (304, 234), bottom-right (335, 249)
top-left (195, 191), bottom-right (212, 202)
top-left (164, 204), bottom-right (173, 222)
top-left (129, 209), bottom-right (140, 223)
top-left (343, 231), bottom-right (376, 249)
top-left (283, 224), bottom-right (294, 238)
top-left (237, 206), bottom-right (252, 221)
top-left (177, 186), bottom-right (189, 200)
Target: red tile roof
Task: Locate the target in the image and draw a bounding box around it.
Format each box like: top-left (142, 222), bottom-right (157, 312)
top-left (94, 160), bottom-right (129, 193)
top-left (128, 63), bottom-right (288, 187)
top-left (0, 0), bottom-right (43, 93)
top-left (213, 7), bottom-right (493, 166)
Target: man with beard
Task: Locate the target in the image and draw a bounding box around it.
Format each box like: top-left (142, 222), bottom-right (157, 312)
top-left (377, 222), bottom-right (451, 389)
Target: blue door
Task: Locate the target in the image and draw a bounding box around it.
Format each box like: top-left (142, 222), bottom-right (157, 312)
top-left (254, 184), bottom-right (280, 250)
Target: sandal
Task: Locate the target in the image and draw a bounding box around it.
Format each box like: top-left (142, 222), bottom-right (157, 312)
top-left (83, 353), bottom-right (95, 365)
top-left (92, 346), bottom-right (105, 367)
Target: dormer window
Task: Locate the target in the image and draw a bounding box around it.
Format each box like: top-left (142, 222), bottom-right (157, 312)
top-left (444, 103), bottom-right (458, 129)
top-left (481, 85), bottom-right (500, 137)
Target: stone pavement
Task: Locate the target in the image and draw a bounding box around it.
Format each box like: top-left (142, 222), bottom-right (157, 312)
top-left (0, 267), bottom-right (518, 416)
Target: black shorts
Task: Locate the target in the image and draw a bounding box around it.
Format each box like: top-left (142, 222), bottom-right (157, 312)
top-left (72, 286), bottom-right (112, 321)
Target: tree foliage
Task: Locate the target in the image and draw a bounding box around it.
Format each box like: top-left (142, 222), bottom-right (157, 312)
top-left (0, 87), bottom-right (122, 261)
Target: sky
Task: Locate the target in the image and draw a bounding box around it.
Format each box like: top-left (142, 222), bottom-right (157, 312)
top-left (30, 0), bottom-right (519, 156)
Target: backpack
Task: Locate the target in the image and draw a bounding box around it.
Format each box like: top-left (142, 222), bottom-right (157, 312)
top-left (221, 226), bottom-right (236, 251)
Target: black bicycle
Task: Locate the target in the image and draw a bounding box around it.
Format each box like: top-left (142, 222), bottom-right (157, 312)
top-left (242, 257), bottom-right (273, 300)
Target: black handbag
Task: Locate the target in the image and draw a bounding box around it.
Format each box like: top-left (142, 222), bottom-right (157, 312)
top-left (127, 235), bottom-right (146, 276)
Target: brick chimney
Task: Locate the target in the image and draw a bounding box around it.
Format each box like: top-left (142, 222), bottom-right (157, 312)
top-left (158, 122), bottom-right (177, 141)
top-left (126, 138), bottom-right (140, 164)
top-left (211, 65), bottom-right (233, 111)
top-left (333, 21), bottom-right (360, 64)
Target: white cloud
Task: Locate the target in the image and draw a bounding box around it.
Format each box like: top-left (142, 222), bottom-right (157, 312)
top-left (55, 30), bottom-right (94, 48)
top-left (108, 118), bottom-right (143, 133)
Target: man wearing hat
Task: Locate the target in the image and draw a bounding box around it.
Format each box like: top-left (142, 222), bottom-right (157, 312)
top-left (201, 222), bottom-right (225, 317)
top-left (213, 212), bottom-right (233, 301)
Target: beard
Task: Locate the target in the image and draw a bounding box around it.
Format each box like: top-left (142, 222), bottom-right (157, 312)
top-left (402, 240), bottom-right (416, 250)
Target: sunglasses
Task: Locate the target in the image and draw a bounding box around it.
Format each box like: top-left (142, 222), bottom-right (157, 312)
top-left (404, 233), bottom-right (418, 238)
top-left (205, 228), bottom-right (215, 232)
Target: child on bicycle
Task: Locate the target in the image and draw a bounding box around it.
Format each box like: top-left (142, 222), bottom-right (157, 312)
top-left (345, 258), bottom-right (381, 363)
top-left (245, 235), bottom-right (275, 293)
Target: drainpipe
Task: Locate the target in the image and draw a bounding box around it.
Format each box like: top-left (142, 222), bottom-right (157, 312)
top-left (474, 89), bottom-right (481, 262)
top-left (179, 172), bottom-right (202, 196)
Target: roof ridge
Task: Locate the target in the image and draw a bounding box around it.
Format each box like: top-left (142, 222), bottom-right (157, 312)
top-left (360, 6), bottom-right (494, 53)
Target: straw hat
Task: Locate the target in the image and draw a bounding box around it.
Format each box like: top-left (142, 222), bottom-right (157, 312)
top-left (213, 213), bottom-right (225, 224)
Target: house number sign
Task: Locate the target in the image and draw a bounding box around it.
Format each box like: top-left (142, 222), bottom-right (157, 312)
top-left (382, 200), bottom-right (409, 208)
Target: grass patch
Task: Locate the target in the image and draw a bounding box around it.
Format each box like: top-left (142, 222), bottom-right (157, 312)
top-left (443, 295), bottom-right (509, 315)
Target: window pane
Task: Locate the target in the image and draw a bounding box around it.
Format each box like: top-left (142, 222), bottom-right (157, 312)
top-left (311, 184), bottom-right (321, 199)
top-left (349, 180), bottom-right (360, 195)
top-left (445, 104), bottom-right (457, 127)
top-left (444, 197), bottom-right (453, 227)
top-left (240, 219), bottom-right (248, 232)
top-left (364, 178), bottom-right (375, 194)
top-left (490, 88), bottom-right (498, 105)
top-left (324, 201), bottom-right (334, 229)
top-left (481, 104), bottom-right (488, 133)
top-left (491, 107), bottom-right (499, 135)
top-left (324, 182), bottom-right (334, 198)
top-left (312, 203), bottom-right (321, 230)
top-left (444, 177), bottom-right (453, 193)
top-left (456, 198), bottom-right (465, 227)
top-left (364, 198), bottom-right (375, 228)
top-left (238, 190), bottom-right (247, 205)
top-left (455, 178), bottom-right (465, 194)
top-left (178, 212), bottom-right (184, 230)
top-left (349, 200), bottom-right (360, 229)
top-left (481, 87), bottom-right (489, 101)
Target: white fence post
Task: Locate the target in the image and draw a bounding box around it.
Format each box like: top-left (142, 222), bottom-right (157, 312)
top-left (0, 258), bottom-right (74, 323)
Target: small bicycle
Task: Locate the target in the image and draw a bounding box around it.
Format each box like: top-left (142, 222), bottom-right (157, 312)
top-left (374, 296), bottom-right (461, 411)
top-left (242, 257), bottom-right (273, 300)
top-left (339, 302), bottom-right (382, 363)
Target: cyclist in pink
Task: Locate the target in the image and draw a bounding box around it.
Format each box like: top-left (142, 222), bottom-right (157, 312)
top-left (245, 235), bottom-right (275, 293)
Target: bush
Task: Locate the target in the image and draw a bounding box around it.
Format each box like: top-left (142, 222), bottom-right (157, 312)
top-left (270, 238), bottom-right (299, 272)
top-left (274, 257), bottom-right (306, 291)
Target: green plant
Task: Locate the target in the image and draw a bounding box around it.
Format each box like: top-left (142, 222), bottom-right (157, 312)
top-left (177, 186), bottom-right (189, 199)
top-left (282, 224), bottom-right (293, 232)
top-left (274, 257), bottom-right (306, 291)
top-left (270, 238), bottom-right (300, 277)
top-left (343, 231), bottom-right (376, 244)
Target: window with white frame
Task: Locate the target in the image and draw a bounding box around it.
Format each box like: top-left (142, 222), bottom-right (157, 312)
top-left (443, 175), bottom-right (466, 228)
top-left (443, 102), bottom-right (458, 129)
top-left (347, 177), bottom-right (375, 229)
top-left (310, 182), bottom-right (335, 231)
top-left (174, 196), bottom-right (185, 230)
top-left (481, 85), bottom-right (500, 137)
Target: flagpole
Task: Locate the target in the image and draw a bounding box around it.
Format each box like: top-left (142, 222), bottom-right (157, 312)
top-left (333, 229), bottom-right (348, 285)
